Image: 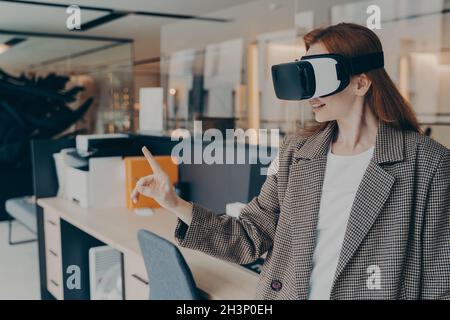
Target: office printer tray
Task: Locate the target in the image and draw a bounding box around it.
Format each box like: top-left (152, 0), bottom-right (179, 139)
top-left (77, 137), bottom-right (133, 158)
top-left (65, 150), bottom-right (89, 170)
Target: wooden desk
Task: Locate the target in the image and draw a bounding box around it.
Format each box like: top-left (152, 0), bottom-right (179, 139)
top-left (37, 197), bottom-right (258, 300)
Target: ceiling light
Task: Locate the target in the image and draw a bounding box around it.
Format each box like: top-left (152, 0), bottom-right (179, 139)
top-left (0, 44), bottom-right (11, 55)
top-left (0, 38), bottom-right (27, 55)
top-left (269, 3), bottom-right (282, 10)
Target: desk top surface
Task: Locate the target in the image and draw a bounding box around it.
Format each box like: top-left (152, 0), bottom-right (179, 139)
top-left (37, 197), bottom-right (259, 300)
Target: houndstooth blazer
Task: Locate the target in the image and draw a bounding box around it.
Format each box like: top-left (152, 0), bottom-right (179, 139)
top-left (175, 121), bottom-right (450, 300)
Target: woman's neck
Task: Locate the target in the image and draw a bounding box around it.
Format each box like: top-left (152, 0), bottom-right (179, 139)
top-left (332, 105), bottom-right (378, 155)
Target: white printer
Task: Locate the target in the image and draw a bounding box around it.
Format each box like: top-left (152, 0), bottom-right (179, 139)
top-left (63, 134), bottom-right (131, 208)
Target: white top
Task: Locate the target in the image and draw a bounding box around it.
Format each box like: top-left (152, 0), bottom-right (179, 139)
top-left (308, 144), bottom-right (374, 300)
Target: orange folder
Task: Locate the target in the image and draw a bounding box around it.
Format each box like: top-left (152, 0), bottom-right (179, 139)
top-left (125, 156), bottom-right (178, 210)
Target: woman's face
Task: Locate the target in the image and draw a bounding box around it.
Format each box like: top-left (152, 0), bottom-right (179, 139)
top-left (305, 42), bottom-right (364, 123)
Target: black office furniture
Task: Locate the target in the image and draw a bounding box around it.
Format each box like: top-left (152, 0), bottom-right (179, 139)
top-left (31, 138), bottom-right (76, 299)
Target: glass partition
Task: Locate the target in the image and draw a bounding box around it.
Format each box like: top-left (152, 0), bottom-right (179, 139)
top-left (0, 32), bottom-right (134, 135)
top-left (329, 0), bottom-right (449, 146)
top-left (160, 0), bottom-right (299, 143)
top-left (157, 0), bottom-right (449, 147)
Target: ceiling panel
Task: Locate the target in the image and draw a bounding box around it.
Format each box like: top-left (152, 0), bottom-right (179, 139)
top-left (0, 37), bottom-right (123, 71)
top-left (0, 2), bottom-right (105, 34)
top-left (0, 35), bottom-right (12, 43)
top-left (0, 0), bottom-right (256, 63)
top-left (34, 0), bottom-right (254, 16)
top-left (77, 15), bottom-right (173, 60)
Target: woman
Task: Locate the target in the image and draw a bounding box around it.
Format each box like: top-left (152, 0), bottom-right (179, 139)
top-left (131, 23), bottom-right (449, 300)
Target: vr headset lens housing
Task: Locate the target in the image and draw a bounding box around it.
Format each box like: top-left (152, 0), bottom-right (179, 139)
top-left (271, 52), bottom-right (384, 100)
top-left (270, 61), bottom-right (316, 100)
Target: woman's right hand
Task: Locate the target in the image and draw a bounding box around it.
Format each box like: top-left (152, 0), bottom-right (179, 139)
top-left (130, 146), bottom-right (193, 225)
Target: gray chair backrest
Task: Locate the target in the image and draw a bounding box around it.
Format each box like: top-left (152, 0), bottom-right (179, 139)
top-left (137, 229), bottom-right (200, 300)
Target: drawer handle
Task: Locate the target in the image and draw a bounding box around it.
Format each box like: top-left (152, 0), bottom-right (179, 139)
top-left (47, 220), bottom-right (57, 226)
top-left (131, 274), bottom-right (149, 286)
top-left (49, 249), bottom-right (58, 257)
top-left (50, 279), bottom-right (59, 287)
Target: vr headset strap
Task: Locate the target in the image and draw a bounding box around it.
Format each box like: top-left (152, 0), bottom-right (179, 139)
top-left (349, 51), bottom-right (384, 74)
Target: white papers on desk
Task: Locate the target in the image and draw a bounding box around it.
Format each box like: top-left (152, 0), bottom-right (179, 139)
top-left (139, 87), bottom-right (164, 132)
top-left (204, 38), bottom-right (243, 118)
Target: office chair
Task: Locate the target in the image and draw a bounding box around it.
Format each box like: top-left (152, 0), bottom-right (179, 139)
top-left (137, 229), bottom-right (202, 300)
top-left (5, 196), bottom-right (37, 245)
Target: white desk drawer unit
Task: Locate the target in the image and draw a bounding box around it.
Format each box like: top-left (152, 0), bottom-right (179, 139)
top-left (44, 209), bottom-right (63, 300)
top-left (46, 251), bottom-right (63, 299)
top-left (124, 252), bottom-right (149, 300)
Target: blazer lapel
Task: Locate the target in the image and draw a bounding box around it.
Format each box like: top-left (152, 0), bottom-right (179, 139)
top-left (331, 122), bottom-right (404, 294)
top-left (289, 121), bottom-right (336, 299)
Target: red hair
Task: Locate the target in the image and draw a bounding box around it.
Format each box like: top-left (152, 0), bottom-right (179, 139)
top-left (302, 23), bottom-right (421, 135)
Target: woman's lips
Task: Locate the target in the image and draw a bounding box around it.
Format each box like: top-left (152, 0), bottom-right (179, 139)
top-left (311, 102), bottom-right (326, 112)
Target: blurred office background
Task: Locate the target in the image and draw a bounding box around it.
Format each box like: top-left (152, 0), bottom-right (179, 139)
top-left (0, 0), bottom-right (449, 299)
top-left (0, 0), bottom-right (448, 142)
top-left (159, 0), bottom-right (450, 144)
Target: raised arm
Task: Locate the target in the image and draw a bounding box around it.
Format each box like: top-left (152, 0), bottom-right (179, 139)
top-left (131, 140), bottom-right (287, 264)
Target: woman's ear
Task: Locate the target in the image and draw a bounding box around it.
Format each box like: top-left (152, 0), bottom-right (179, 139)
top-left (354, 73), bottom-right (372, 96)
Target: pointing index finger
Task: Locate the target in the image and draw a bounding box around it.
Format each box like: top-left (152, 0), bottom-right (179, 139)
top-left (142, 146), bottom-right (161, 173)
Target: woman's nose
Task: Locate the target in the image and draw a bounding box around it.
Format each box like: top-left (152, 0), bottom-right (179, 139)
top-left (309, 97), bottom-right (322, 106)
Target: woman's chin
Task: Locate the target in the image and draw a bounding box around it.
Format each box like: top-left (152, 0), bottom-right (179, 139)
top-left (314, 114), bottom-right (330, 123)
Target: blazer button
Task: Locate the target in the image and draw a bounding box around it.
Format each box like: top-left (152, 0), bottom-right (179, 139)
top-left (271, 280), bottom-right (282, 292)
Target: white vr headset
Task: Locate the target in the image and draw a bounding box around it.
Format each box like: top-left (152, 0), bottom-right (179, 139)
top-left (271, 52), bottom-right (384, 100)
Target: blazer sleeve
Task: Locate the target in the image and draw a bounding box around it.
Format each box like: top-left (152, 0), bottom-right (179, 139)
top-left (173, 137), bottom-right (289, 265)
top-left (421, 149), bottom-right (450, 300)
